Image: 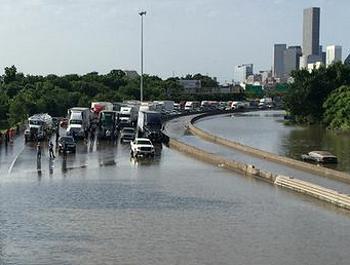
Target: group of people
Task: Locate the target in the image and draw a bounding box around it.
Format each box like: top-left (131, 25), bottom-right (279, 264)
top-left (36, 127), bottom-right (59, 161)
top-left (0, 127), bottom-right (18, 145)
top-left (36, 141), bottom-right (56, 160)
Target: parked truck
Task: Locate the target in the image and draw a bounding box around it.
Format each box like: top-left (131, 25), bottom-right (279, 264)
top-left (137, 110), bottom-right (163, 142)
top-left (91, 102), bottom-right (113, 114)
top-left (118, 106), bottom-right (138, 128)
top-left (67, 107), bottom-right (91, 138)
top-left (98, 110), bottom-right (119, 140)
top-left (24, 113), bottom-right (53, 142)
top-left (184, 101), bottom-right (200, 111)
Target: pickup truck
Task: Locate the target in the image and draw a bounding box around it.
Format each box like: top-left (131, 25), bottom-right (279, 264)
top-left (130, 138), bottom-right (155, 158)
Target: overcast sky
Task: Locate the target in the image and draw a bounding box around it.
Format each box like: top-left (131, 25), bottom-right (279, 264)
top-left (0, 0), bottom-right (348, 83)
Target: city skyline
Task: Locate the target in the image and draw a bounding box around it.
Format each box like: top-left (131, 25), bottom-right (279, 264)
top-left (0, 0), bottom-right (348, 83)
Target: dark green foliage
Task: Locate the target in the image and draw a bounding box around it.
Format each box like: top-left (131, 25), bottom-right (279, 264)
top-left (323, 85), bottom-right (350, 130)
top-left (284, 62), bottom-right (350, 125)
top-left (0, 67), bottom-right (215, 126)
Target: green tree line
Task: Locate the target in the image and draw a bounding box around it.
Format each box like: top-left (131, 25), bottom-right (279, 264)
top-left (284, 62), bottom-right (350, 131)
top-left (0, 66), bottom-right (231, 128)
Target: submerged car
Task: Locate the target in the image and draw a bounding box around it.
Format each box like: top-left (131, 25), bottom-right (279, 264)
top-left (130, 138), bottom-right (155, 158)
top-left (58, 136), bottom-right (76, 153)
top-left (301, 151), bottom-right (338, 164)
top-left (120, 127), bottom-right (136, 143)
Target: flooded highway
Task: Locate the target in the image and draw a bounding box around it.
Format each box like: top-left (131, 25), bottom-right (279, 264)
top-left (1, 122), bottom-right (350, 264)
top-left (166, 115), bottom-right (350, 195)
top-left (197, 110), bottom-right (350, 173)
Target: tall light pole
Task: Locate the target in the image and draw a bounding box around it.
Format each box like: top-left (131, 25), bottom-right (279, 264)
top-left (139, 11), bottom-right (146, 102)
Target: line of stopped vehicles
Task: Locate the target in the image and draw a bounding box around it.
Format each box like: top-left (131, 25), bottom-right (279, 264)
top-left (25, 99), bottom-right (253, 158)
top-left (24, 99), bottom-right (337, 162)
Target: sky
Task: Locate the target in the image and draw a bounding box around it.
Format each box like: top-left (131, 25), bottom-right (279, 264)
top-left (0, 0), bottom-right (349, 83)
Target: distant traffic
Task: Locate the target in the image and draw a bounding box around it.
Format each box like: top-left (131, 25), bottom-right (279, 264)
top-left (22, 98), bottom-right (277, 160)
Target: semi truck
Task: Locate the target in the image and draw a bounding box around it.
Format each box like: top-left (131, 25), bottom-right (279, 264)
top-left (24, 113), bottom-right (53, 142)
top-left (137, 110), bottom-right (163, 142)
top-left (67, 107), bottom-right (91, 138)
top-left (98, 110), bottom-right (119, 140)
top-left (118, 106), bottom-right (138, 128)
top-left (91, 102), bottom-right (113, 113)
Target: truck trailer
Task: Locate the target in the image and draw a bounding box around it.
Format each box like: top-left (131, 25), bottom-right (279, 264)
top-left (98, 110), bottom-right (119, 140)
top-left (137, 110), bottom-right (163, 142)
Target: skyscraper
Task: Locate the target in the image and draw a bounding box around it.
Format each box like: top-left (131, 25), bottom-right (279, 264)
top-left (303, 7), bottom-right (320, 57)
top-left (273, 44), bottom-right (287, 78)
top-left (283, 46), bottom-right (302, 76)
top-left (326, 45), bottom-right (342, 66)
top-left (300, 7), bottom-right (321, 68)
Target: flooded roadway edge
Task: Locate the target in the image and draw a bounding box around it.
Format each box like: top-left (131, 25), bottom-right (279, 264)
top-left (163, 113), bottom-right (350, 212)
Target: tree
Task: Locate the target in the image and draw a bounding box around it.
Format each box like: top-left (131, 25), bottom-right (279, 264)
top-left (4, 65), bottom-right (17, 84)
top-left (284, 62), bottom-right (350, 123)
top-left (323, 85), bottom-right (350, 130)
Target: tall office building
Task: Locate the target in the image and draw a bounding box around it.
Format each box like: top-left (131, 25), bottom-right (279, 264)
top-left (326, 45), bottom-right (342, 66)
top-left (273, 44), bottom-right (287, 78)
top-left (283, 46), bottom-right (302, 76)
top-left (300, 7), bottom-right (321, 68)
top-left (303, 7), bottom-right (320, 57)
top-left (233, 64), bottom-right (253, 83)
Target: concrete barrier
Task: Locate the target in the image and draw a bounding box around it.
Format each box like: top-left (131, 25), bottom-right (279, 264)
top-left (189, 113), bottom-right (350, 184)
top-left (275, 176), bottom-right (350, 210)
top-left (168, 137), bottom-right (275, 183)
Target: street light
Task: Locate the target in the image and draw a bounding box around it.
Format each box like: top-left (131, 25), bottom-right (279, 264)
top-left (139, 11), bottom-right (146, 102)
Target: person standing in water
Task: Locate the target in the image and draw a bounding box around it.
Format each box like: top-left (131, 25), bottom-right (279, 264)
top-left (48, 141), bottom-right (55, 159)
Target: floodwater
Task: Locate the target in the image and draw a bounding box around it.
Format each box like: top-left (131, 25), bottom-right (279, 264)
top-left (1, 127), bottom-right (350, 264)
top-left (197, 110), bottom-right (350, 173)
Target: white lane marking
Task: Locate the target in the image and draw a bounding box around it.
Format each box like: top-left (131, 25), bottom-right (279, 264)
top-left (8, 146), bottom-right (25, 175)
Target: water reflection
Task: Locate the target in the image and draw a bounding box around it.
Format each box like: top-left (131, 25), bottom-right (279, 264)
top-left (49, 159), bottom-right (54, 175)
top-left (97, 142), bottom-right (116, 167)
top-left (61, 154), bottom-right (68, 174)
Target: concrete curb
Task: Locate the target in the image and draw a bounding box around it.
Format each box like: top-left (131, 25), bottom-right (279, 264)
top-left (189, 113), bottom-right (350, 184)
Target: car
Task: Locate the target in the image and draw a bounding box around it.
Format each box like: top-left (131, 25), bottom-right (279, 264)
top-left (58, 136), bottom-right (76, 153)
top-left (120, 127), bottom-right (136, 143)
top-left (301, 151), bottom-right (337, 164)
top-left (130, 138), bottom-right (155, 158)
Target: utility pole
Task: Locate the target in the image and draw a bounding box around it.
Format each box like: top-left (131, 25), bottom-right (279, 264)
top-left (139, 11), bottom-right (146, 102)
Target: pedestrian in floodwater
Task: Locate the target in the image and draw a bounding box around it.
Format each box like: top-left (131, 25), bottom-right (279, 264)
top-left (55, 126), bottom-right (60, 143)
top-left (49, 141), bottom-right (55, 159)
top-left (72, 130), bottom-right (76, 142)
top-left (37, 142), bottom-right (42, 160)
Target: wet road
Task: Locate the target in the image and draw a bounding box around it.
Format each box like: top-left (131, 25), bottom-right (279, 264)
top-left (1, 125), bottom-right (350, 264)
